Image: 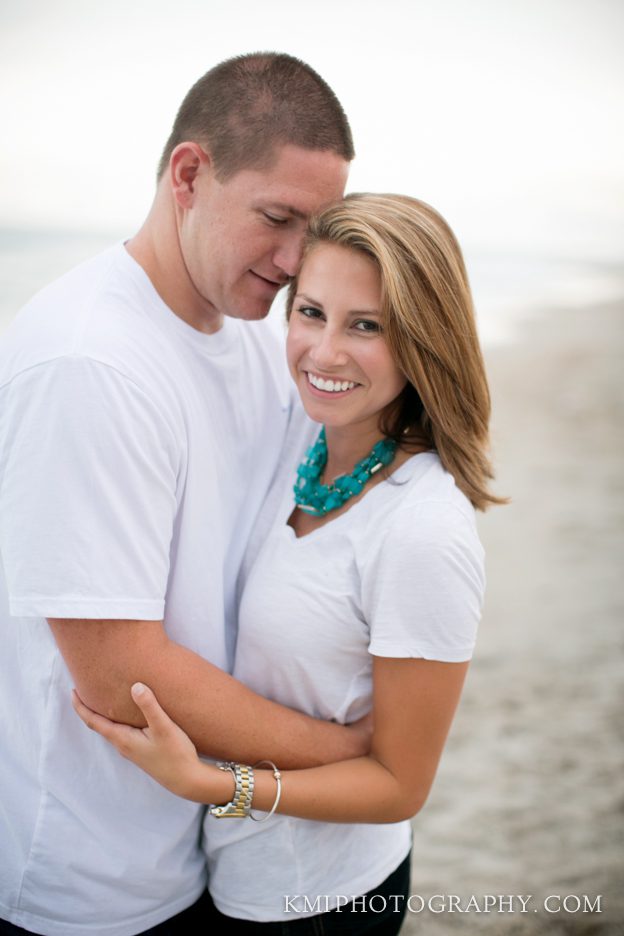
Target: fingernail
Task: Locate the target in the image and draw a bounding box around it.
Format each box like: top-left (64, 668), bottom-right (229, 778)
top-left (132, 682), bottom-right (146, 696)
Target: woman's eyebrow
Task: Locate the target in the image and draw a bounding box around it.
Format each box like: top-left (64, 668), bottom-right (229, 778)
top-left (295, 295), bottom-right (382, 318)
top-left (295, 293), bottom-right (324, 307)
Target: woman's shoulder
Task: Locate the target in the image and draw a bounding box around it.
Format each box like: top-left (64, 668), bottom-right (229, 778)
top-left (359, 451), bottom-right (482, 559)
top-left (359, 452), bottom-right (485, 662)
top-left (374, 451), bottom-right (475, 524)
top-left (399, 452), bottom-right (476, 522)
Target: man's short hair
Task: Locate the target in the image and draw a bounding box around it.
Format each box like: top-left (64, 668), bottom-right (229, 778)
top-left (157, 52), bottom-right (355, 181)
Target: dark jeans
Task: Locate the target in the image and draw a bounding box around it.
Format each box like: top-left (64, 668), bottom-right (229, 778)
top-left (0, 853), bottom-right (410, 935)
top-left (202, 852), bottom-right (412, 934)
top-left (0, 888), bottom-right (213, 936)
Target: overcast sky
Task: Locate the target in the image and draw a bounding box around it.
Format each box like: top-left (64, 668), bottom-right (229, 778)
top-left (1, 0), bottom-right (623, 260)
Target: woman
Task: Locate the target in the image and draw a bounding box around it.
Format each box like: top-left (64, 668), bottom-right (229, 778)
top-left (74, 193), bottom-right (503, 933)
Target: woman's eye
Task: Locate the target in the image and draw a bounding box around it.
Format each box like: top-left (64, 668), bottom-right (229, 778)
top-left (353, 319), bottom-right (381, 333)
top-left (297, 305), bottom-right (323, 320)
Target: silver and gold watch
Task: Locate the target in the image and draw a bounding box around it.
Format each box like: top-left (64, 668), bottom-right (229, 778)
top-left (208, 762), bottom-right (255, 818)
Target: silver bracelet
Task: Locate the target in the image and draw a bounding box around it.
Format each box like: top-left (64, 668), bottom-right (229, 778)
top-left (249, 760), bottom-right (282, 823)
top-left (207, 762), bottom-right (254, 818)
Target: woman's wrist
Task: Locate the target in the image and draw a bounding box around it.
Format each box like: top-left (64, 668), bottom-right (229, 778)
top-left (187, 761), bottom-right (236, 805)
top-left (194, 760), bottom-right (284, 817)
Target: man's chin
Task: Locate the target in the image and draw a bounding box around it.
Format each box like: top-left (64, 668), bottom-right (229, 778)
top-left (224, 303), bottom-right (273, 322)
top-left (223, 282), bottom-right (284, 321)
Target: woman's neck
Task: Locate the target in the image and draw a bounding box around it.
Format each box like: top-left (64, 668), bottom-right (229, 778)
top-left (322, 423), bottom-right (388, 481)
top-left (288, 422), bottom-right (418, 539)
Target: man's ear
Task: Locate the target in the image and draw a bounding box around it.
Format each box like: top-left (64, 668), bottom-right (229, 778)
top-left (168, 142), bottom-right (212, 209)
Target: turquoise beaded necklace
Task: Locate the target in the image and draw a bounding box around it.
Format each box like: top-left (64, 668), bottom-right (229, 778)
top-left (293, 427), bottom-right (398, 517)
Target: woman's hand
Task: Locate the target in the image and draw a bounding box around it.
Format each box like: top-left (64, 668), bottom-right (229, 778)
top-left (348, 710), bottom-right (374, 754)
top-left (72, 683), bottom-right (217, 802)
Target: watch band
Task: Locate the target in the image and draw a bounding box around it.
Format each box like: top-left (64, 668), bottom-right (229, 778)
top-left (208, 762), bottom-right (255, 818)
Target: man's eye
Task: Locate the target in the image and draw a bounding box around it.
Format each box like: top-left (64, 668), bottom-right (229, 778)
top-left (264, 213), bottom-right (288, 225)
top-left (353, 320), bottom-right (381, 333)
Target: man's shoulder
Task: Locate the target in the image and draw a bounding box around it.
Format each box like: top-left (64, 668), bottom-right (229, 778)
top-left (0, 244), bottom-right (169, 389)
top-left (13, 242), bottom-right (126, 317)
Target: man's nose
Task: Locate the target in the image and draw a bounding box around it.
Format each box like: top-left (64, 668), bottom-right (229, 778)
top-left (273, 231), bottom-right (306, 279)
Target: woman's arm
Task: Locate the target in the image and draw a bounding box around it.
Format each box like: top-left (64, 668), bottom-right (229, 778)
top-left (72, 655), bottom-right (468, 823)
top-left (52, 617), bottom-right (371, 769)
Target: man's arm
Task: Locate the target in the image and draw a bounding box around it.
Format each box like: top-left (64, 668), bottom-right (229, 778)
top-left (49, 618), bottom-right (370, 769)
top-left (11, 360), bottom-right (367, 769)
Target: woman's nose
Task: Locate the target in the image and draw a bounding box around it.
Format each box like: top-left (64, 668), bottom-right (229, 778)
top-left (310, 329), bottom-right (349, 369)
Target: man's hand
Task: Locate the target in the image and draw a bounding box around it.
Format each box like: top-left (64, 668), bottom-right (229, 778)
top-left (348, 710), bottom-right (374, 754)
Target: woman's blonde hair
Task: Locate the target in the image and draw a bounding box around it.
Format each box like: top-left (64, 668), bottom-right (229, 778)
top-left (286, 193), bottom-right (504, 511)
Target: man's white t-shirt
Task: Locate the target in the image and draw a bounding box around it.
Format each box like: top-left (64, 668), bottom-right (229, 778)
top-left (205, 410), bottom-right (485, 922)
top-left (0, 245), bottom-right (291, 936)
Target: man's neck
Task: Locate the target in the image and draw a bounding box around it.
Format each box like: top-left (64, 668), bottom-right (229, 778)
top-left (126, 199), bottom-right (224, 335)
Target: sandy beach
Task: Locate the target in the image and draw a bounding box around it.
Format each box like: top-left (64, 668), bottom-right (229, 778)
top-left (402, 297), bottom-right (624, 935)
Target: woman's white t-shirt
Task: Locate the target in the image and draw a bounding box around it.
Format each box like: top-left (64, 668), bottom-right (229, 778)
top-left (204, 410), bottom-right (485, 921)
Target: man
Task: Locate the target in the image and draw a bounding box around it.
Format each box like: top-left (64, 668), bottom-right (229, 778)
top-left (0, 53), bottom-right (361, 936)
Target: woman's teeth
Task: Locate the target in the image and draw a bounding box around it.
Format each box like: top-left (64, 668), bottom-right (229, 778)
top-left (307, 373), bottom-right (356, 393)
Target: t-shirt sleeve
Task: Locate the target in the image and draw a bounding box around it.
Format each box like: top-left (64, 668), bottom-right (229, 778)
top-left (360, 501), bottom-right (485, 662)
top-left (0, 356), bottom-right (180, 619)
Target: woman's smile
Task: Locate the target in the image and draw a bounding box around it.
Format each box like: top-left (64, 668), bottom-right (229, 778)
top-left (305, 371), bottom-right (359, 394)
top-left (287, 242), bottom-right (407, 434)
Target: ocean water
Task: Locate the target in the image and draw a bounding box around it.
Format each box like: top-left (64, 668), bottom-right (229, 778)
top-left (1, 228), bottom-right (623, 347)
